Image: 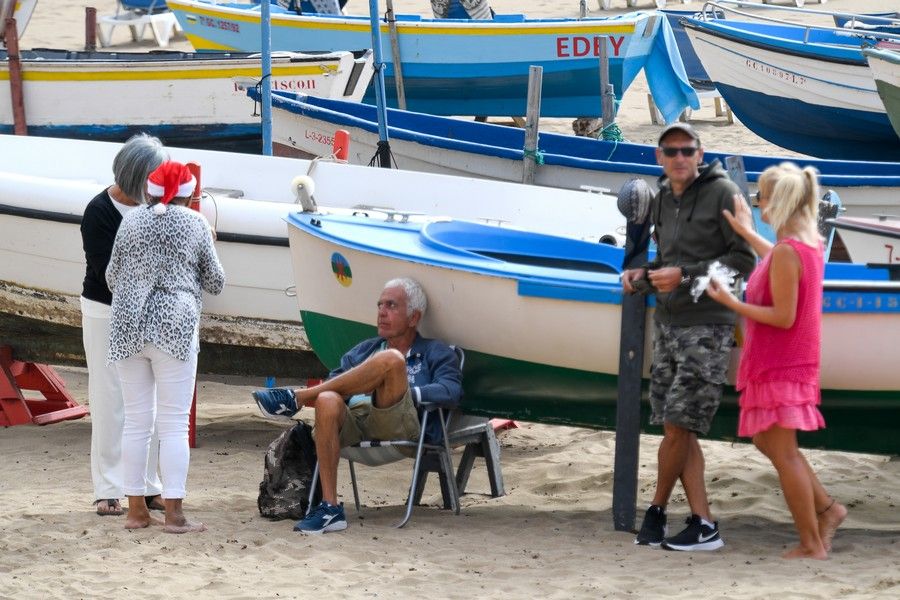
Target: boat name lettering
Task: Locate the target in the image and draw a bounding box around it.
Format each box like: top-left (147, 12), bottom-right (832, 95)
top-left (885, 244), bottom-right (899, 264)
top-left (744, 60), bottom-right (806, 86)
top-left (823, 292), bottom-right (899, 312)
top-left (305, 129), bottom-right (334, 147)
top-left (555, 36), bottom-right (625, 58)
top-left (197, 15), bottom-right (240, 33)
top-left (233, 79), bottom-right (318, 92)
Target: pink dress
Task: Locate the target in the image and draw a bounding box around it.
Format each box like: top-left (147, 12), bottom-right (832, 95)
top-left (736, 238), bottom-right (826, 437)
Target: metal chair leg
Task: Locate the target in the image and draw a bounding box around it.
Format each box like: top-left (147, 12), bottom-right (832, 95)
top-left (306, 461), bottom-right (320, 516)
top-left (348, 460), bottom-right (361, 513)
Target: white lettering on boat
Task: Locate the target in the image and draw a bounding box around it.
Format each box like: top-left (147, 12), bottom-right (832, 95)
top-left (555, 36), bottom-right (625, 58)
top-left (744, 59), bottom-right (806, 86)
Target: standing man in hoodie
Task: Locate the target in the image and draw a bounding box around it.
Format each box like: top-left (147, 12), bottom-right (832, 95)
top-left (622, 123), bottom-right (755, 551)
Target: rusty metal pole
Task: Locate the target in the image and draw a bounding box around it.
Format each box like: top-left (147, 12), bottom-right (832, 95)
top-left (85, 7), bottom-right (98, 52)
top-left (5, 18), bottom-right (27, 135)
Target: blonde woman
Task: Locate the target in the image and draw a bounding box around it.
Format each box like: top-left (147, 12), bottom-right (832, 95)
top-left (706, 163), bottom-right (846, 559)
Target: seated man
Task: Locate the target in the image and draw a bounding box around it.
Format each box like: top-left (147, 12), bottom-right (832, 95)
top-left (252, 277), bottom-right (462, 534)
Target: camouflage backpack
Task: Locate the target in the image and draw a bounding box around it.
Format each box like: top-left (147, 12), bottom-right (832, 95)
top-left (257, 422), bottom-right (322, 520)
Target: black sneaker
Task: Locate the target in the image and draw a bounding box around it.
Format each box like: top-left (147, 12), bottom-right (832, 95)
top-left (634, 505), bottom-right (667, 547)
top-left (662, 514), bottom-right (725, 551)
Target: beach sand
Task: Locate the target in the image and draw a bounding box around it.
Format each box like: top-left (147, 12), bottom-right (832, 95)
top-left (3, 1), bottom-right (900, 599)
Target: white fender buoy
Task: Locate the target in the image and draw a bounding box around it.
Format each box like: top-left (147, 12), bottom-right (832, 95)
top-left (292, 175), bottom-right (317, 212)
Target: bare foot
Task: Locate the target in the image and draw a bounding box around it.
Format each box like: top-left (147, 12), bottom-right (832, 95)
top-left (783, 545), bottom-right (828, 560)
top-left (818, 502), bottom-right (847, 552)
top-left (124, 514), bottom-right (164, 529)
top-left (164, 519), bottom-right (207, 534)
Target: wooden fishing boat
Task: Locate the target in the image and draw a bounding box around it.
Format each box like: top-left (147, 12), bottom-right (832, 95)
top-left (0, 48), bottom-right (374, 152)
top-left (261, 90), bottom-right (900, 218)
top-left (0, 134), bottom-right (623, 371)
top-left (167, 0), bottom-right (698, 121)
top-left (682, 3), bottom-right (900, 161)
top-left (865, 43), bottom-right (900, 140)
top-left (285, 210), bottom-right (900, 454)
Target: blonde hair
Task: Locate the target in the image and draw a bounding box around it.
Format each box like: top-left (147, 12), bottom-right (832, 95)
top-left (759, 162), bottom-right (819, 233)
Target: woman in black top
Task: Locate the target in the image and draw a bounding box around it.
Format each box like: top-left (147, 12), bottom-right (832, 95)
top-left (80, 134), bottom-right (168, 517)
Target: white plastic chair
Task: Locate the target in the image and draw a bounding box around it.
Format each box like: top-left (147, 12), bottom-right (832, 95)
top-left (97, 0), bottom-right (182, 48)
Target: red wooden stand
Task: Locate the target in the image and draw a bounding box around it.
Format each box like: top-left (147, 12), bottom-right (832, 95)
top-left (0, 346), bottom-right (88, 426)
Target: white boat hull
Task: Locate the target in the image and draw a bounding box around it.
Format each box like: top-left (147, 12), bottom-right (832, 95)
top-left (0, 135), bottom-right (624, 350)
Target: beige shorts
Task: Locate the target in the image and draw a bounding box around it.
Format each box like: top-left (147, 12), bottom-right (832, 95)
top-left (337, 387), bottom-right (421, 447)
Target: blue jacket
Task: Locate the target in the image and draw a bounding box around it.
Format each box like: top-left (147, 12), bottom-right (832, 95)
top-left (329, 334), bottom-right (463, 442)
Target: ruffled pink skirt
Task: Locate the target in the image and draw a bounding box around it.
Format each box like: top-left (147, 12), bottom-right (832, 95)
top-left (738, 380), bottom-right (825, 437)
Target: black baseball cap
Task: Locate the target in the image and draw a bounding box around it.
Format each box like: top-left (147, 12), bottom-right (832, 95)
top-left (658, 123), bottom-right (701, 146)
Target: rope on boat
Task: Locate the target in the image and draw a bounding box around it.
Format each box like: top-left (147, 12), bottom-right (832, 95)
top-left (523, 148), bottom-right (545, 165)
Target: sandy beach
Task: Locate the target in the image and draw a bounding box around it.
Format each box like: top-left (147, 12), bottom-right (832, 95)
top-left (3, 1), bottom-right (900, 599)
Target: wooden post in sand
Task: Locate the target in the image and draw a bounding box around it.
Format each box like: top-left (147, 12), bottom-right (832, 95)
top-left (599, 41), bottom-right (615, 137)
top-left (4, 17), bottom-right (27, 135)
top-left (85, 7), bottom-right (97, 52)
top-left (522, 66), bottom-right (542, 185)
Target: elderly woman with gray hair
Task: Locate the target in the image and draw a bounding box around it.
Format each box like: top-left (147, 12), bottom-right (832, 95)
top-left (80, 134), bottom-right (168, 517)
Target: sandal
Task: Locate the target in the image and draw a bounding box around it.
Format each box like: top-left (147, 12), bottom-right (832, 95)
top-left (146, 495), bottom-right (166, 512)
top-left (94, 499), bottom-right (124, 516)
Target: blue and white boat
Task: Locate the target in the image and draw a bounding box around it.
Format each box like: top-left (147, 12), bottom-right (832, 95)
top-left (260, 91), bottom-right (900, 218)
top-left (285, 210), bottom-right (900, 455)
top-left (167, 0), bottom-right (698, 121)
top-left (682, 7), bottom-right (900, 161)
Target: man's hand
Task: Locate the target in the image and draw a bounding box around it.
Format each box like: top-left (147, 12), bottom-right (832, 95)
top-left (621, 268), bottom-right (647, 294)
top-left (647, 266), bottom-right (683, 293)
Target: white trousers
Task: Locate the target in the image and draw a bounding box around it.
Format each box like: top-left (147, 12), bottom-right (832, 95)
top-left (116, 343), bottom-right (197, 499)
top-left (81, 297), bottom-right (162, 500)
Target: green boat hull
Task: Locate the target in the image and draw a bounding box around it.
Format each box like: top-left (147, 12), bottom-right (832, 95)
top-left (302, 311), bottom-right (899, 455)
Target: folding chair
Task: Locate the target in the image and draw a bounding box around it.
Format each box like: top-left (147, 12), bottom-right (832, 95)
top-left (97, 0), bottom-right (182, 48)
top-left (306, 347), bottom-right (504, 528)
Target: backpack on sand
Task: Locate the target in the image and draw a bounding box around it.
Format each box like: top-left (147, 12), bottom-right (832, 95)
top-left (257, 421), bottom-right (322, 520)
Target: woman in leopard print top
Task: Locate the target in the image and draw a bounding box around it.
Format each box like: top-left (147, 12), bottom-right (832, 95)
top-left (106, 161), bottom-right (224, 534)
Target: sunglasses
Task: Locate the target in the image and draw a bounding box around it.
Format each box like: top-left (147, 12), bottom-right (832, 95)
top-left (751, 192), bottom-right (767, 207)
top-left (659, 146), bottom-right (699, 158)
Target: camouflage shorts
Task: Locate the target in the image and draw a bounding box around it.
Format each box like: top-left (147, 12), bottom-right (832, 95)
top-left (649, 323), bottom-right (734, 435)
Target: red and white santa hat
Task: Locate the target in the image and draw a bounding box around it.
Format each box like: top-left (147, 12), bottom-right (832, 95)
top-left (147, 161), bottom-right (196, 214)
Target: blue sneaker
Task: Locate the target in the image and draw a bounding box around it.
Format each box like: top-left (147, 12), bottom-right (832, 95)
top-left (294, 501), bottom-right (347, 534)
top-left (252, 387), bottom-right (298, 421)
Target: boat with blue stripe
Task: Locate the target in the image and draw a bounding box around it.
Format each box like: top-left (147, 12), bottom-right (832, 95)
top-left (286, 210), bottom-right (900, 454)
top-left (681, 2), bottom-right (900, 161)
top-left (167, 0), bottom-right (697, 119)
top-left (260, 90), bottom-right (900, 218)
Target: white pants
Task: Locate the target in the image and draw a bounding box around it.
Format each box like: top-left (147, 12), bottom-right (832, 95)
top-left (116, 343), bottom-right (197, 499)
top-left (81, 297), bottom-right (162, 500)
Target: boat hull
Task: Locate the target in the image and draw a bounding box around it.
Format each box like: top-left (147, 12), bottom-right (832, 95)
top-left (0, 49), bottom-right (373, 152)
top-left (865, 46), bottom-right (900, 140)
top-left (830, 216), bottom-right (900, 264)
top-left (0, 134), bottom-right (622, 352)
top-left (286, 213), bottom-right (900, 454)
top-left (166, 0), bottom-right (660, 117)
top-left (267, 91), bottom-right (900, 218)
top-left (683, 19), bottom-right (900, 161)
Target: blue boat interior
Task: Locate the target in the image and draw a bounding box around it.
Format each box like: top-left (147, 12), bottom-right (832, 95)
top-left (421, 220), bottom-right (622, 275)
